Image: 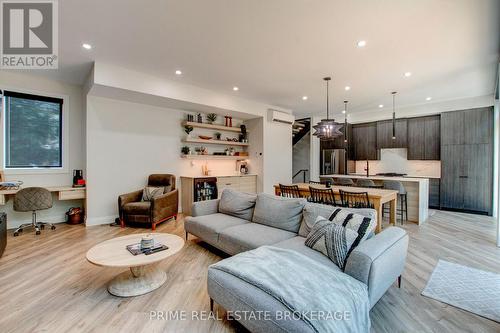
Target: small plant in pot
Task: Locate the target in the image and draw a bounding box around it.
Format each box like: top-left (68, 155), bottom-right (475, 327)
top-left (214, 132), bottom-right (222, 140)
top-left (184, 125), bottom-right (193, 138)
top-left (181, 146), bottom-right (191, 155)
top-left (206, 113), bottom-right (217, 124)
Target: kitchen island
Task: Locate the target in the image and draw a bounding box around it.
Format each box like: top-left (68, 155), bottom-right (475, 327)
top-left (321, 174), bottom-right (429, 224)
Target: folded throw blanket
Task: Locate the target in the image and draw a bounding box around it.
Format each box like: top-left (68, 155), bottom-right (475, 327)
top-left (210, 246), bottom-right (370, 333)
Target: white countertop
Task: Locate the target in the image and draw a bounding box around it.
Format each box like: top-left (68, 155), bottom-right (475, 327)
top-left (323, 174), bottom-right (430, 183)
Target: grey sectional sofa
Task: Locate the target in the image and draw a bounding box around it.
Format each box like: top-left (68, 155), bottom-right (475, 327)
top-left (185, 190), bottom-right (408, 333)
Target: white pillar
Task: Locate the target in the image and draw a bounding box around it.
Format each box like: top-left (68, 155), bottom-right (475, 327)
top-left (309, 116), bottom-right (321, 181)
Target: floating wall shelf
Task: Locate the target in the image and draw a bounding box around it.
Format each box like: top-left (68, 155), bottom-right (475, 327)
top-left (182, 121), bottom-right (246, 133)
top-left (180, 155), bottom-right (248, 160)
top-left (183, 138), bottom-right (249, 146)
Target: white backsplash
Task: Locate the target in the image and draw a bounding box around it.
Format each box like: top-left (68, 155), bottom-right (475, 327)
top-left (355, 148), bottom-right (441, 178)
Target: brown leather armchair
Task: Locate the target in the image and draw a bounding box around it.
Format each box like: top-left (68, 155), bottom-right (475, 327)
top-left (118, 174), bottom-right (178, 230)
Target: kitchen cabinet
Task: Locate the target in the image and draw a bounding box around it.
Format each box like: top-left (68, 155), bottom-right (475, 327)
top-left (352, 122), bottom-right (378, 160)
top-left (440, 107), bottom-right (493, 215)
top-left (407, 115), bottom-right (440, 160)
top-left (376, 119), bottom-right (407, 149)
top-left (429, 178), bottom-right (440, 208)
top-left (319, 124), bottom-right (353, 158)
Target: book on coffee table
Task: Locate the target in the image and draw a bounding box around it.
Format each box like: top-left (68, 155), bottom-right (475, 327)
top-left (126, 243), bottom-right (169, 256)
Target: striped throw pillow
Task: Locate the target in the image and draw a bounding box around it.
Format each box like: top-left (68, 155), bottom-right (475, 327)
top-left (328, 208), bottom-right (375, 253)
top-left (305, 216), bottom-right (358, 269)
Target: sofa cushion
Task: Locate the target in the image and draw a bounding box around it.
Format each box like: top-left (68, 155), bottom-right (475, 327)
top-left (123, 201), bottom-right (150, 215)
top-left (328, 208), bottom-right (376, 252)
top-left (299, 202), bottom-right (377, 237)
top-left (252, 193), bottom-right (306, 233)
top-left (305, 216), bottom-right (358, 270)
top-left (218, 223), bottom-right (296, 255)
top-left (184, 213), bottom-right (248, 245)
top-left (218, 189), bottom-right (257, 221)
top-left (273, 236), bottom-right (342, 272)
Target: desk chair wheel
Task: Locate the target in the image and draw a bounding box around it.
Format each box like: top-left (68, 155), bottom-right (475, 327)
top-left (35, 230), bottom-right (41, 235)
top-left (51, 225), bottom-right (56, 230)
top-left (40, 225), bottom-right (45, 230)
top-left (13, 232), bottom-right (19, 237)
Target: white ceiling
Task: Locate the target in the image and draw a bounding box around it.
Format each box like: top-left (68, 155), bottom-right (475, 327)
top-left (18, 0), bottom-right (500, 117)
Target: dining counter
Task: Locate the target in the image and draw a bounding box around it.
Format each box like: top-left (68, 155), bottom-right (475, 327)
top-left (274, 183), bottom-right (398, 233)
top-left (321, 174), bottom-right (429, 224)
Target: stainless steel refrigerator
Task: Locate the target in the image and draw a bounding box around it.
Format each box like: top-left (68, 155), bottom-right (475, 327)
top-left (321, 149), bottom-right (354, 175)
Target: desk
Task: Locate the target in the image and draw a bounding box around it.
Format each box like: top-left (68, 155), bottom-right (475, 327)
top-left (0, 186), bottom-right (86, 205)
top-left (274, 183), bottom-right (398, 233)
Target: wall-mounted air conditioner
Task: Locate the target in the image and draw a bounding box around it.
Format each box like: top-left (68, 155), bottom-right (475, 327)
top-left (269, 109), bottom-right (295, 125)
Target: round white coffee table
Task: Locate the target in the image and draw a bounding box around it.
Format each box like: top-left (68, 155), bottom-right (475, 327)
top-left (86, 233), bottom-right (184, 297)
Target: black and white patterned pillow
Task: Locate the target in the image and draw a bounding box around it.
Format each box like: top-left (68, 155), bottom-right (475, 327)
top-left (305, 216), bottom-right (358, 269)
top-left (328, 208), bottom-right (375, 253)
top-left (142, 186), bottom-right (164, 201)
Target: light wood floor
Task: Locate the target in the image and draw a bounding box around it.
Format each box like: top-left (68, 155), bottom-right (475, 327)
top-left (0, 211), bottom-right (499, 333)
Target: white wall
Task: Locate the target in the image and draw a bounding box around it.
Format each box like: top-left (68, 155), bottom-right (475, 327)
top-left (245, 117), bottom-right (264, 192)
top-left (0, 71), bottom-right (85, 228)
top-left (355, 148), bottom-right (441, 178)
top-left (86, 96), bottom-right (248, 225)
top-left (292, 131), bottom-right (310, 182)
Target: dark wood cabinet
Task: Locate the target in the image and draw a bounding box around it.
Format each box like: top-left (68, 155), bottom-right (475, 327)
top-left (352, 122), bottom-right (378, 160)
top-left (319, 124), bottom-right (353, 158)
top-left (376, 119), bottom-right (407, 149)
top-left (440, 107), bottom-right (493, 215)
top-left (407, 115), bottom-right (440, 160)
top-left (429, 178), bottom-right (440, 208)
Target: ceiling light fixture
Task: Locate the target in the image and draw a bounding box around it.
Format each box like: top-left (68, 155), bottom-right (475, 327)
top-left (404, 72), bottom-right (412, 77)
top-left (426, 96), bottom-right (432, 101)
top-left (302, 96), bottom-right (308, 100)
top-left (344, 101), bottom-right (349, 143)
top-left (357, 40), bottom-right (367, 47)
top-left (345, 86), bottom-right (351, 91)
top-left (378, 104), bottom-right (384, 108)
top-left (82, 43), bottom-right (92, 50)
top-left (391, 91), bottom-right (397, 140)
top-left (233, 86), bottom-right (239, 91)
top-left (312, 77), bottom-right (343, 140)
top-left (175, 70), bottom-right (182, 75)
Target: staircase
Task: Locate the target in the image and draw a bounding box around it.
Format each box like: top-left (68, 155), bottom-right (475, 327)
top-left (292, 118), bottom-right (310, 145)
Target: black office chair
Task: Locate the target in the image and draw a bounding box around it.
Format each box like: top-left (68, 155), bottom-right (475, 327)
top-left (308, 186), bottom-right (339, 206)
top-left (279, 184), bottom-right (302, 198)
top-left (339, 189), bottom-right (373, 208)
top-left (13, 187), bottom-right (55, 236)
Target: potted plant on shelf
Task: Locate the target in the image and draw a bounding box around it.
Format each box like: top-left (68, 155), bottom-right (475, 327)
top-left (181, 146), bottom-right (191, 155)
top-left (207, 113), bottom-right (217, 124)
top-left (214, 132), bottom-right (221, 140)
top-left (184, 125), bottom-right (193, 139)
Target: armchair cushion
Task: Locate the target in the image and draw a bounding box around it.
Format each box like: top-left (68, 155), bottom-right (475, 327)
top-left (123, 201), bottom-right (151, 215)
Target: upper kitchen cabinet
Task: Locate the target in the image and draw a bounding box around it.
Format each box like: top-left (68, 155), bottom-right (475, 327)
top-left (376, 119), bottom-right (407, 149)
top-left (441, 107), bottom-right (492, 145)
top-left (352, 122), bottom-right (378, 160)
top-left (407, 115), bottom-right (440, 160)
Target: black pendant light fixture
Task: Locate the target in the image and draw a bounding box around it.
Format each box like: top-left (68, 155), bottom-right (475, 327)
top-left (391, 91), bottom-right (397, 140)
top-left (343, 100), bottom-right (348, 143)
top-left (312, 77), bottom-right (343, 140)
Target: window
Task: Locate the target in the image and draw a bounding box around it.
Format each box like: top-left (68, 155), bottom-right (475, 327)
top-left (3, 91), bottom-right (63, 168)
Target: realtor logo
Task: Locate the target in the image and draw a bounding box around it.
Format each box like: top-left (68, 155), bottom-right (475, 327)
top-left (1, 0), bottom-right (58, 68)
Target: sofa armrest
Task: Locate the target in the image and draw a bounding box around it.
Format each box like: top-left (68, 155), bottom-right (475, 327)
top-left (118, 189), bottom-right (143, 218)
top-left (151, 189), bottom-right (178, 222)
top-left (344, 226), bottom-right (408, 308)
top-left (191, 199), bottom-right (220, 217)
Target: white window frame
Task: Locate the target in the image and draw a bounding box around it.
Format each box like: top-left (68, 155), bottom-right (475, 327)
top-left (0, 86), bottom-right (69, 175)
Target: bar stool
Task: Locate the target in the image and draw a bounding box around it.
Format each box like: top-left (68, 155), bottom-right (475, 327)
top-left (334, 178), bottom-right (355, 187)
top-left (356, 179), bottom-right (376, 188)
top-left (382, 180), bottom-right (408, 224)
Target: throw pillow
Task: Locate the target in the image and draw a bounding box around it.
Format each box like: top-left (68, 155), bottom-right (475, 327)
top-left (305, 216), bottom-right (358, 269)
top-left (142, 186), bottom-right (164, 201)
top-left (252, 193), bottom-right (307, 233)
top-left (328, 208), bottom-right (376, 252)
top-left (163, 185), bottom-right (172, 194)
top-left (218, 189), bottom-right (257, 221)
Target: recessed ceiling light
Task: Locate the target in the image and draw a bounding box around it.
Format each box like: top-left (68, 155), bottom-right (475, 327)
top-left (378, 104), bottom-right (384, 108)
top-left (342, 110), bottom-right (346, 114)
top-left (344, 86), bottom-right (351, 91)
top-left (175, 70), bottom-right (182, 75)
top-left (233, 86), bottom-right (239, 91)
top-left (357, 40), bottom-right (367, 47)
top-left (302, 96), bottom-right (308, 100)
top-left (82, 43), bottom-right (92, 50)
top-left (404, 72), bottom-right (412, 77)
top-left (426, 96), bottom-right (432, 101)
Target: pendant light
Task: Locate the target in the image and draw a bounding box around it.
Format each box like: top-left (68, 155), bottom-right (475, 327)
top-left (312, 77), bottom-right (343, 140)
top-left (343, 100), bottom-right (348, 143)
top-left (391, 91), bottom-right (397, 140)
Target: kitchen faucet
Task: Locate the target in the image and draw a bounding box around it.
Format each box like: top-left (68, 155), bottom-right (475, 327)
top-left (364, 159), bottom-right (369, 177)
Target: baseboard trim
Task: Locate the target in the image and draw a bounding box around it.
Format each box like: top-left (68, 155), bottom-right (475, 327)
top-left (85, 216), bottom-right (116, 226)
